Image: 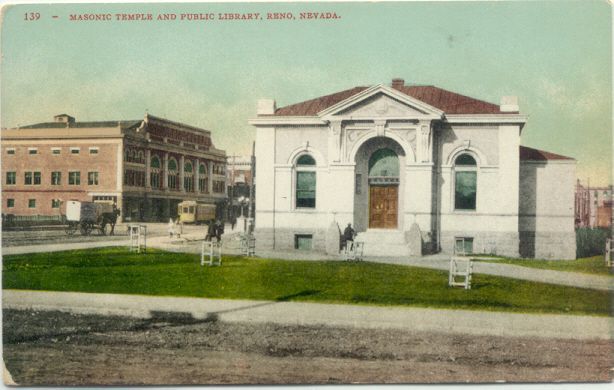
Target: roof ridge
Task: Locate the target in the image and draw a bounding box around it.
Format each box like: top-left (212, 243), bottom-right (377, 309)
top-left (519, 145), bottom-right (574, 161)
top-left (273, 83), bottom-right (507, 116)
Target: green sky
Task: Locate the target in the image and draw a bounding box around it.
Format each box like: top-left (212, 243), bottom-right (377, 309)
top-left (1, 1), bottom-right (611, 185)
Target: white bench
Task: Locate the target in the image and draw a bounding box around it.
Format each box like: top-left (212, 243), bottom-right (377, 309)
top-left (606, 238), bottom-right (613, 267)
top-left (241, 234), bottom-right (256, 256)
top-left (343, 241), bottom-right (364, 261)
top-left (449, 256), bottom-right (473, 289)
top-left (201, 241), bottom-right (222, 266)
top-left (128, 224), bottom-right (147, 253)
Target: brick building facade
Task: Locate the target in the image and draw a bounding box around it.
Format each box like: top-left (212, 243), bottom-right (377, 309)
top-left (1, 113), bottom-right (226, 222)
top-left (575, 180), bottom-right (613, 228)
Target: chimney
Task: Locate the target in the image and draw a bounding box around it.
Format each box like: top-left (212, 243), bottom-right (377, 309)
top-left (391, 78), bottom-right (405, 89)
top-left (500, 96), bottom-right (519, 112)
top-left (257, 99), bottom-right (276, 115)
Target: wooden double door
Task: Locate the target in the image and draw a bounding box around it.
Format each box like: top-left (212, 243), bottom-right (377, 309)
top-left (369, 185), bottom-right (398, 229)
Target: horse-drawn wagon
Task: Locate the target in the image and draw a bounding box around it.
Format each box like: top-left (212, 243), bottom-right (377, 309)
top-left (64, 200), bottom-right (120, 236)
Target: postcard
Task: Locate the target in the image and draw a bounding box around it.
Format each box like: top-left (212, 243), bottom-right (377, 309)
top-left (1, 0), bottom-right (612, 386)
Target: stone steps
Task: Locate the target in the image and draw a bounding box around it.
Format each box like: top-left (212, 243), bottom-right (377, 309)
top-left (355, 229), bottom-right (409, 257)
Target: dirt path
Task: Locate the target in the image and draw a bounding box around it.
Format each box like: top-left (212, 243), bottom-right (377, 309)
top-left (3, 309), bottom-right (612, 385)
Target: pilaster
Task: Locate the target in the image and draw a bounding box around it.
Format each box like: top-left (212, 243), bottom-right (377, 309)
top-left (180, 155), bottom-right (186, 193)
top-left (195, 158), bottom-right (200, 193)
top-left (145, 149), bottom-right (151, 189)
top-left (163, 152), bottom-right (169, 191)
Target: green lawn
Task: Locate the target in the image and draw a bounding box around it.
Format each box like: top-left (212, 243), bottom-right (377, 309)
top-left (474, 256), bottom-right (613, 276)
top-left (3, 247), bottom-right (610, 316)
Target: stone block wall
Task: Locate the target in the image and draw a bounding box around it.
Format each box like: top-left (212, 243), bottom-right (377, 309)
top-left (439, 230), bottom-right (520, 257)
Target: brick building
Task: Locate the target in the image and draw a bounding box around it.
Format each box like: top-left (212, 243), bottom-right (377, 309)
top-left (226, 155), bottom-right (254, 219)
top-left (575, 180), bottom-right (613, 228)
top-left (1, 113), bottom-right (227, 222)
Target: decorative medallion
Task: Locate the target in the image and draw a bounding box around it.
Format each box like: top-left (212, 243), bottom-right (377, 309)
top-left (375, 100), bottom-right (389, 115)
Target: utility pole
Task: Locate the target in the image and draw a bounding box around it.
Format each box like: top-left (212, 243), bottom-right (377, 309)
top-left (228, 154), bottom-right (236, 221)
top-left (247, 141), bottom-right (256, 233)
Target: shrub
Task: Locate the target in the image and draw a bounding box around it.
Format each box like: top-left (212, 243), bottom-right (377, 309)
top-left (576, 227), bottom-right (610, 258)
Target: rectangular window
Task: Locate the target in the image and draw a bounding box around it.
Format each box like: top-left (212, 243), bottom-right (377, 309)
top-left (168, 174), bottom-right (178, 189)
top-left (6, 172), bottom-right (16, 185)
top-left (24, 171), bottom-right (33, 185)
top-left (455, 237), bottom-right (474, 255)
top-left (296, 171), bottom-right (316, 208)
top-left (68, 171), bottom-right (80, 185)
top-left (28, 148), bottom-right (37, 155)
top-left (295, 234), bottom-right (313, 250)
top-left (28, 199), bottom-right (36, 208)
top-left (51, 148), bottom-right (61, 155)
top-left (51, 171), bottom-right (61, 185)
top-left (70, 147), bottom-right (80, 154)
top-left (33, 171), bottom-right (41, 185)
top-left (51, 199), bottom-right (61, 208)
top-left (355, 173), bottom-right (362, 195)
top-left (89, 147), bottom-right (99, 154)
top-left (150, 172), bottom-right (160, 189)
top-left (88, 171), bottom-right (99, 185)
top-left (198, 177), bottom-right (208, 193)
top-left (184, 177), bottom-right (194, 192)
top-left (6, 148), bottom-right (15, 155)
top-left (7, 199), bottom-right (14, 208)
top-left (454, 171), bottom-right (477, 210)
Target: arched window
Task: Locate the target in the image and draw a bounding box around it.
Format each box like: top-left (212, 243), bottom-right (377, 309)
top-left (295, 154), bottom-right (316, 208)
top-left (198, 164), bottom-right (208, 192)
top-left (368, 148), bottom-right (399, 177)
top-left (168, 158), bottom-right (179, 190)
top-left (368, 148), bottom-right (399, 185)
top-left (454, 153), bottom-right (477, 210)
top-left (184, 161), bottom-right (193, 173)
top-left (168, 159), bottom-right (177, 171)
top-left (150, 156), bottom-right (161, 188)
top-left (151, 156), bottom-right (161, 169)
top-left (184, 160), bottom-right (194, 192)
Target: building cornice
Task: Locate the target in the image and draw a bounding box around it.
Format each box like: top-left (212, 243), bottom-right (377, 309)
top-left (249, 117), bottom-right (328, 126)
top-left (444, 114), bottom-right (528, 125)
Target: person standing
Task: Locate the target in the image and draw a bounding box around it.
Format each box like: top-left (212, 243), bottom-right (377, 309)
top-left (343, 223), bottom-right (356, 250)
top-left (205, 219), bottom-right (215, 241)
top-left (215, 219), bottom-right (224, 243)
top-left (168, 218), bottom-right (176, 238)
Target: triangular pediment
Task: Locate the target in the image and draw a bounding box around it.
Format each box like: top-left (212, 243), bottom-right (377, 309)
top-left (318, 85), bottom-right (444, 119)
top-left (336, 93), bottom-right (427, 117)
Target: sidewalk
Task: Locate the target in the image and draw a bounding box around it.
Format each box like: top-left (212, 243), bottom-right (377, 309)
top-left (3, 233), bottom-right (612, 291)
top-left (3, 289), bottom-right (611, 340)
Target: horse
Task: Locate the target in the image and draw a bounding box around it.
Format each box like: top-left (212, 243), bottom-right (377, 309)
top-left (100, 208), bottom-right (121, 236)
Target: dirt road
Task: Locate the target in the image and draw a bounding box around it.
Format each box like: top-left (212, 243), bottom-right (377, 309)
top-left (3, 309), bottom-right (612, 385)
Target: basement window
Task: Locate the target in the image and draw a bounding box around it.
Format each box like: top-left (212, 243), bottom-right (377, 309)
top-left (455, 237), bottom-right (474, 255)
top-left (295, 234), bottom-right (313, 250)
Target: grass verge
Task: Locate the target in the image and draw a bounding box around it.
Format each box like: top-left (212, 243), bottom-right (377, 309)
top-left (3, 247), bottom-right (610, 316)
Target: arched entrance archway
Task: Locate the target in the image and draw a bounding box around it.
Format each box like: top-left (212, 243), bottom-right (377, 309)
top-left (368, 148), bottom-right (399, 228)
top-left (353, 137), bottom-right (406, 232)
